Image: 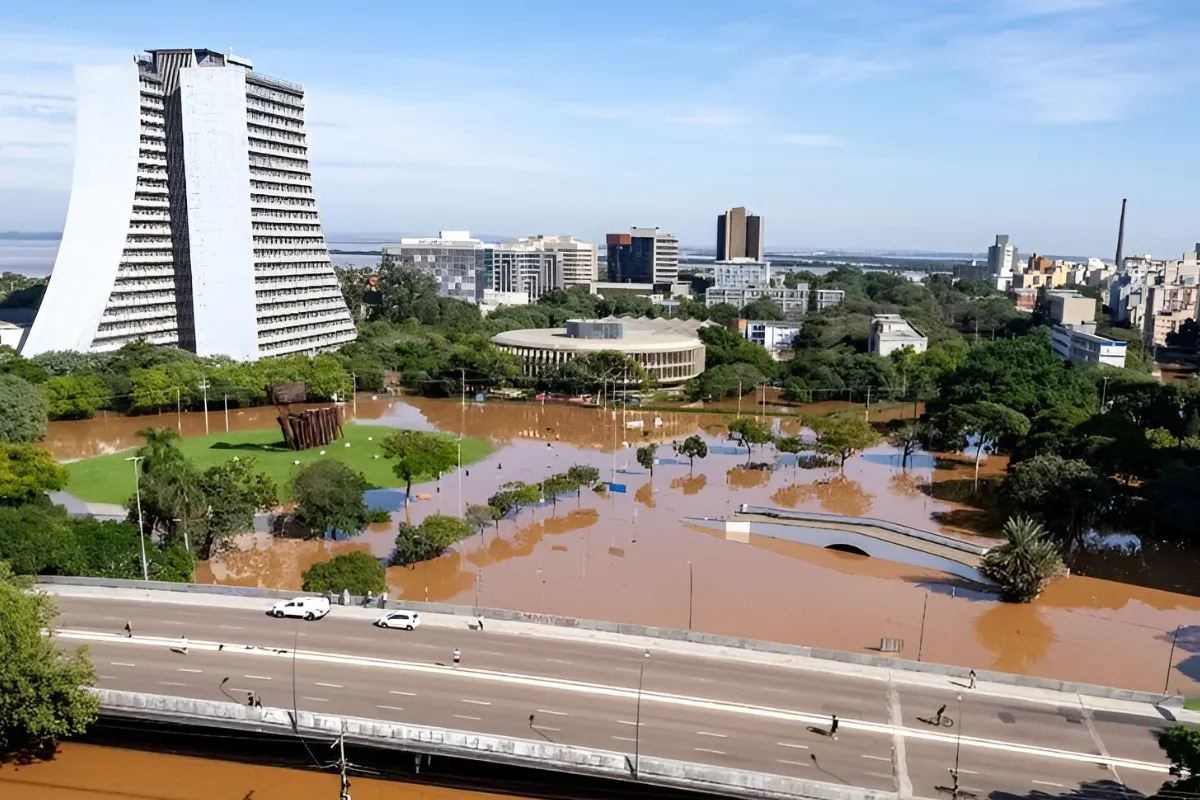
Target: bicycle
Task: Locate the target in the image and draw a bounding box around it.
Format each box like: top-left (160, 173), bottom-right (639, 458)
top-left (919, 715), bottom-right (954, 728)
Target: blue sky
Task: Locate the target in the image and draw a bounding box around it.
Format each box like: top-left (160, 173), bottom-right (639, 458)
top-left (0, 0), bottom-right (1197, 255)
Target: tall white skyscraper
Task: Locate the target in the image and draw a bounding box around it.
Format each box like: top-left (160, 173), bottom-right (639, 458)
top-left (24, 49), bottom-right (355, 361)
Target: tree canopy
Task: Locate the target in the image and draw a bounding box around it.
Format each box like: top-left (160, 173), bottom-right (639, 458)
top-left (0, 374), bottom-right (48, 443)
top-left (379, 430), bottom-right (459, 503)
top-left (301, 551), bottom-right (386, 595)
top-left (290, 460), bottom-right (374, 537)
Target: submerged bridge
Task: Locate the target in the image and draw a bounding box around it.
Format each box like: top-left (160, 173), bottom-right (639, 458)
top-left (683, 506), bottom-right (995, 585)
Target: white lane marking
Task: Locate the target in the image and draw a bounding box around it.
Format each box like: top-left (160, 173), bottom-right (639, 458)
top-left (546, 658), bottom-right (571, 664)
top-left (695, 747), bottom-right (726, 755)
top-left (475, 650), bottom-right (505, 656)
top-left (64, 629), bottom-right (1170, 775)
top-left (616, 720), bottom-right (644, 726)
top-left (408, 643), bottom-right (436, 649)
top-left (691, 677), bottom-right (716, 683)
top-left (98, 675), bottom-right (116, 680)
top-left (862, 754), bottom-right (891, 762)
top-left (110, 662), bottom-right (137, 667)
top-left (376, 705), bottom-right (404, 712)
top-left (537, 709), bottom-right (569, 716)
top-left (697, 731), bottom-right (727, 738)
top-left (216, 625), bottom-right (244, 630)
top-left (302, 696), bottom-right (328, 702)
top-left (101, 616), bottom-right (124, 621)
top-left (1081, 703), bottom-right (1122, 784)
top-left (777, 741), bottom-right (809, 749)
top-left (778, 759), bottom-right (811, 767)
top-left (177, 668), bottom-right (203, 674)
top-left (957, 769), bottom-right (979, 775)
top-left (390, 691), bottom-right (415, 696)
top-left (532, 725), bottom-right (561, 732)
top-left (866, 771), bottom-right (894, 780)
top-left (158, 681), bottom-right (187, 687)
top-left (889, 683), bottom-right (912, 800)
top-left (1032, 781), bottom-right (1065, 788)
top-left (315, 682), bottom-right (342, 688)
top-left (342, 637), bottom-right (373, 643)
top-left (462, 699), bottom-right (491, 706)
top-left (244, 675), bottom-right (272, 681)
top-left (611, 736), bottom-right (636, 742)
top-left (453, 715), bottom-right (482, 721)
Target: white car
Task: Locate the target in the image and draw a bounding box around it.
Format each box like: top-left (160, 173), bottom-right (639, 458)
top-left (376, 610), bottom-right (421, 630)
top-left (269, 597), bottom-right (330, 621)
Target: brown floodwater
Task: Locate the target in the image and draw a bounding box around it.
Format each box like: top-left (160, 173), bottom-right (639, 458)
top-left (48, 397), bottom-right (1200, 695)
top-left (0, 742), bottom-right (513, 800)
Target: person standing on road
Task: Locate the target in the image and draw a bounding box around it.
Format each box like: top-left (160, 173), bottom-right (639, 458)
top-left (180, 633), bottom-right (189, 655)
top-left (968, 670), bottom-right (976, 689)
top-left (935, 704), bottom-right (946, 725)
top-left (829, 714), bottom-right (839, 740)
top-left (124, 621), bottom-right (132, 638)
top-left (452, 647), bottom-right (461, 666)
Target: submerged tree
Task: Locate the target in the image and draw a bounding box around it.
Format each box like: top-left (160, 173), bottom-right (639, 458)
top-left (673, 435), bottom-right (709, 472)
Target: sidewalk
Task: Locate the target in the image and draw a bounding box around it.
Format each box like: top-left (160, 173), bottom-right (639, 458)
top-left (44, 583), bottom-right (1200, 725)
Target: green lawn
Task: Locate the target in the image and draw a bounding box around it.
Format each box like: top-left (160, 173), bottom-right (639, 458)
top-left (64, 423), bottom-right (493, 505)
top-left (1186, 697), bottom-right (1200, 711)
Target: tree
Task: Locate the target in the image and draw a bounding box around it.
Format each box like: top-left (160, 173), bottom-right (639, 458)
top-left (375, 257), bottom-right (440, 324)
top-left (1157, 725), bottom-right (1200, 797)
top-left (1002, 455), bottom-right (1110, 553)
top-left (741, 296), bottom-right (784, 321)
top-left (541, 473), bottom-right (575, 507)
top-left (390, 514), bottom-right (474, 565)
top-left (0, 560), bottom-right (99, 757)
top-left (565, 465), bottom-right (601, 494)
top-left (379, 430), bottom-right (459, 505)
top-left (45, 374), bottom-right (111, 420)
top-left (673, 435), bottom-right (708, 472)
top-left (690, 363), bottom-right (767, 400)
top-left (636, 443), bottom-right (658, 476)
top-left (706, 302), bottom-right (740, 327)
top-left (0, 374), bottom-right (48, 443)
top-left (0, 443), bottom-right (68, 505)
top-left (307, 353), bottom-right (352, 401)
top-left (195, 457), bottom-right (278, 558)
top-left (979, 516), bottom-right (1065, 602)
top-left (465, 503), bottom-right (498, 533)
top-left (932, 401), bottom-right (1030, 489)
top-left (301, 552), bottom-right (386, 595)
top-left (488, 481), bottom-right (541, 521)
top-left (808, 413), bottom-right (881, 470)
top-left (134, 427), bottom-right (188, 473)
top-left (0, 504), bottom-right (83, 577)
top-left (290, 460), bottom-right (373, 537)
top-left (886, 421), bottom-right (926, 469)
top-left (0, 348), bottom-right (47, 385)
top-left (727, 417), bottom-right (774, 462)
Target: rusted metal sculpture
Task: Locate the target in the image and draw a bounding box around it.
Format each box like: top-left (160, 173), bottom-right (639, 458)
top-left (267, 382), bottom-right (343, 451)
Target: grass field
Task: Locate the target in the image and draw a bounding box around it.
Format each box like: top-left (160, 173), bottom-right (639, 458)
top-left (64, 424), bottom-right (493, 505)
top-left (1186, 697), bottom-right (1200, 711)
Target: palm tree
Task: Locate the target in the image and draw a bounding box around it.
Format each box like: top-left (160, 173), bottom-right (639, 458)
top-left (135, 426), bottom-right (185, 472)
top-left (980, 516), bottom-right (1065, 603)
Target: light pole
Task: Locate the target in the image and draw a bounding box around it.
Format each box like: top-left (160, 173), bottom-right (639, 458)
top-left (174, 387), bottom-right (182, 432)
top-left (952, 691), bottom-right (964, 796)
top-left (687, 560), bottom-right (694, 630)
top-left (1101, 376), bottom-right (1111, 413)
top-left (1165, 624), bottom-right (1182, 693)
top-left (197, 381), bottom-right (210, 435)
top-left (351, 372), bottom-right (357, 416)
top-left (634, 649), bottom-right (650, 778)
top-left (126, 456), bottom-right (148, 581)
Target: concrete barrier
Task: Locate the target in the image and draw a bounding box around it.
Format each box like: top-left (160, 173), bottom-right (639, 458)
top-left (42, 576), bottom-right (1170, 706)
top-left (91, 689), bottom-right (894, 800)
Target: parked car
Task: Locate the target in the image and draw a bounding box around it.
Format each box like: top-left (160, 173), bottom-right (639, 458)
top-left (268, 597), bottom-right (330, 620)
top-left (375, 610), bottom-right (421, 630)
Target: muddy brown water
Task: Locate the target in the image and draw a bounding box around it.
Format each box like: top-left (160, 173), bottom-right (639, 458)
top-left (47, 397), bottom-right (1200, 696)
top-left (0, 742), bottom-right (513, 800)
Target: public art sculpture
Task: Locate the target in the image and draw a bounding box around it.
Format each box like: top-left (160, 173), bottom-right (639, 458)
top-left (267, 382), bottom-right (343, 451)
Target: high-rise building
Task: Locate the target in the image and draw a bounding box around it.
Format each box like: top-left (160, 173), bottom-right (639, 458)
top-left (605, 227), bottom-right (679, 286)
top-left (986, 234), bottom-right (1018, 292)
top-left (717, 206), bottom-right (764, 261)
top-left (492, 240), bottom-right (561, 301)
top-left (713, 259), bottom-right (771, 289)
top-left (382, 231), bottom-right (489, 304)
top-left (24, 49), bottom-right (355, 361)
top-left (514, 235), bottom-right (596, 287)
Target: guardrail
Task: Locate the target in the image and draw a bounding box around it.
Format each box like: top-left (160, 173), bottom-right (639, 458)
top-left (41, 576), bottom-right (1174, 706)
top-left (736, 506), bottom-right (992, 555)
top-left (92, 689), bottom-right (892, 800)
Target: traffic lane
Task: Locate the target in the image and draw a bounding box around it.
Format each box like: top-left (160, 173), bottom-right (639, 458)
top-left (904, 739), bottom-right (1133, 800)
top-left (84, 640), bottom-right (897, 789)
top-left (898, 684), bottom-right (1110, 758)
top-left (1089, 710), bottom-right (1172, 765)
top-left (57, 596), bottom-right (896, 722)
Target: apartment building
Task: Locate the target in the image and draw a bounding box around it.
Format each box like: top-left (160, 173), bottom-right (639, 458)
top-left (712, 259), bottom-right (771, 289)
top-left (24, 49), bottom-right (355, 360)
top-left (382, 231), bottom-right (488, 304)
top-left (606, 227), bottom-right (679, 286)
top-left (1051, 324), bottom-right (1127, 368)
top-left (515, 235), bottom-right (597, 287)
top-left (1144, 281), bottom-right (1199, 348)
top-left (705, 283), bottom-right (809, 315)
top-left (986, 234), bottom-right (1019, 291)
top-left (491, 240), bottom-right (561, 301)
top-left (1045, 289), bottom-right (1096, 327)
top-left (716, 206), bottom-right (764, 261)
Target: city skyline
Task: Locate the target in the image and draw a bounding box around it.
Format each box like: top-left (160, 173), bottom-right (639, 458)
top-left (1, 1), bottom-right (1198, 257)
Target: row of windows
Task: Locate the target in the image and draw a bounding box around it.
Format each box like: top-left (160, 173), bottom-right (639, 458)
top-left (258, 320), bottom-right (356, 341)
top-left (247, 123), bottom-right (305, 145)
top-left (253, 237), bottom-right (326, 247)
top-left (248, 167), bottom-right (311, 185)
top-left (246, 108), bottom-right (304, 132)
top-left (251, 209), bottom-right (319, 221)
top-left (245, 83), bottom-right (305, 112)
top-left (250, 180), bottom-right (312, 195)
top-left (248, 139), bottom-right (307, 158)
top-left (251, 195), bottom-right (315, 209)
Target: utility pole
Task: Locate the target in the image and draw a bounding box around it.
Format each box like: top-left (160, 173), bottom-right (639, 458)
top-left (174, 387), bottom-right (182, 432)
top-left (737, 377), bottom-right (742, 417)
top-left (198, 381), bottom-right (209, 435)
top-left (332, 728), bottom-right (352, 800)
top-left (224, 393), bottom-right (229, 432)
top-left (125, 456), bottom-right (148, 580)
top-left (351, 372), bottom-right (357, 416)
top-left (460, 367), bottom-right (466, 407)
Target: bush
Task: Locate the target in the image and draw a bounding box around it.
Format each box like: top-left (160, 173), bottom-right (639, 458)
top-left (0, 504), bottom-right (83, 576)
top-left (45, 374), bottom-right (111, 420)
top-left (290, 460), bottom-right (373, 537)
top-left (0, 374), bottom-right (48, 443)
top-left (980, 516), bottom-right (1065, 602)
top-left (301, 551), bottom-right (386, 595)
top-left (0, 443), bottom-right (69, 505)
top-left (390, 514), bottom-right (474, 566)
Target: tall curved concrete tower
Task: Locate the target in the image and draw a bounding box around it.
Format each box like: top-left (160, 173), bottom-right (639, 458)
top-left (24, 49), bottom-right (355, 361)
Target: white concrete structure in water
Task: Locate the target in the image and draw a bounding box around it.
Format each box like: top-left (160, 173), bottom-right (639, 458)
top-left (24, 49), bottom-right (355, 361)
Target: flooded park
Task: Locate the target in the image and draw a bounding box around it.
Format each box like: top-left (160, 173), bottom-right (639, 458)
top-left (43, 395), bottom-right (1200, 697)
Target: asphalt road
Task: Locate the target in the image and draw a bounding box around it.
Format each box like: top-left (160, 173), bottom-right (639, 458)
top-left (54, 595), bottom-right (1176, 799)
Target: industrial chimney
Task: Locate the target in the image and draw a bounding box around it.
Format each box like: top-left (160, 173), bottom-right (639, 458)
top-left (1115, 198), bottom-right (1127, 269)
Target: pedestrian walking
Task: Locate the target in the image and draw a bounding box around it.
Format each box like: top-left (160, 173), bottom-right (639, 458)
top-left (529, 713), bottom-right (535, 727)
top-left (124, 621), bottom-right (132, 638)
top-left (452, 647), bottom-right (461, 666)
top-left (366, 590), bottom-right (374, 607)
top-left (935, 704), bottom-right (946, 726)
top-left (341, 588), bottom-right (350, 607)
top-left (477, 618), bottom-right (484, 631)
top-left (180, 633), bottom-right (189, 655)
top-left (830, 714), bottom-right (839, 740)
top-left (379, 591), bottom-right (389, 609)
top-left (968, 669), bottom-right (976, 689)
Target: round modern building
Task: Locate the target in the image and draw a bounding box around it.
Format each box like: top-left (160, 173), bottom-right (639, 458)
top-left (491, 317), bottom-right (707, 385)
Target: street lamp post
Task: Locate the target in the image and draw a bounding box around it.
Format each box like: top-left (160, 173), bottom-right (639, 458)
top-left (174, 387), bottom-right (182, 432)
top-left (687, 560), bottom-right (694, 630)
top-left (952, 691), bottom-right (964, 796)
top-left (634, 649), bottom-right (650, 778)
top-left (126, 456), bottom-right (148, 581)
top-left (198, 381), bottom-right (209, 435)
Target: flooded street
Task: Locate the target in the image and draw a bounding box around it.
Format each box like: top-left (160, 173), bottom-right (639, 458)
top-left (48, 397), bottom-right (1200, 695)
top-left (0, 742), bottom-right (517, 800)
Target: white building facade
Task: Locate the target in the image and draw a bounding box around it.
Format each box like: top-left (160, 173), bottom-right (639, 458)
top-left (382, 230), bottom-right (488, 304)
top-left (1051, 324), bottom-right (1127, 368)
top-left (492, 241), bottom-right (561, 300)
top-left (25, 50), bottom-right (355, 361)
top-left (713, 259), bottom-right (771, 289)
top-left (868, 314), bottom-right (928, 356)
top-left (516, 235), bottom-right (596, 287)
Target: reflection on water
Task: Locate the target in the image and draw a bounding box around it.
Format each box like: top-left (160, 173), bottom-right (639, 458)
top-left (48, 397), bottom-right (1200, 694)
top-left (0, 743), bottom-right (514, 800)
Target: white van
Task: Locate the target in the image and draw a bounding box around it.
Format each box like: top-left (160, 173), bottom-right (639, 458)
top-left (268, 597), bottom-right (331, 621)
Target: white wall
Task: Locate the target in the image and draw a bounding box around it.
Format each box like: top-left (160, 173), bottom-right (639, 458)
top-left (22, 65), bottom-right (143, 356)
top-left (180, 67), bottom-right (259, 361)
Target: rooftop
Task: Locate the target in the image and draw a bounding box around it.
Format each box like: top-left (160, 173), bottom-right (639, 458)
top-left (492, 316), bottom-right (708, 353)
